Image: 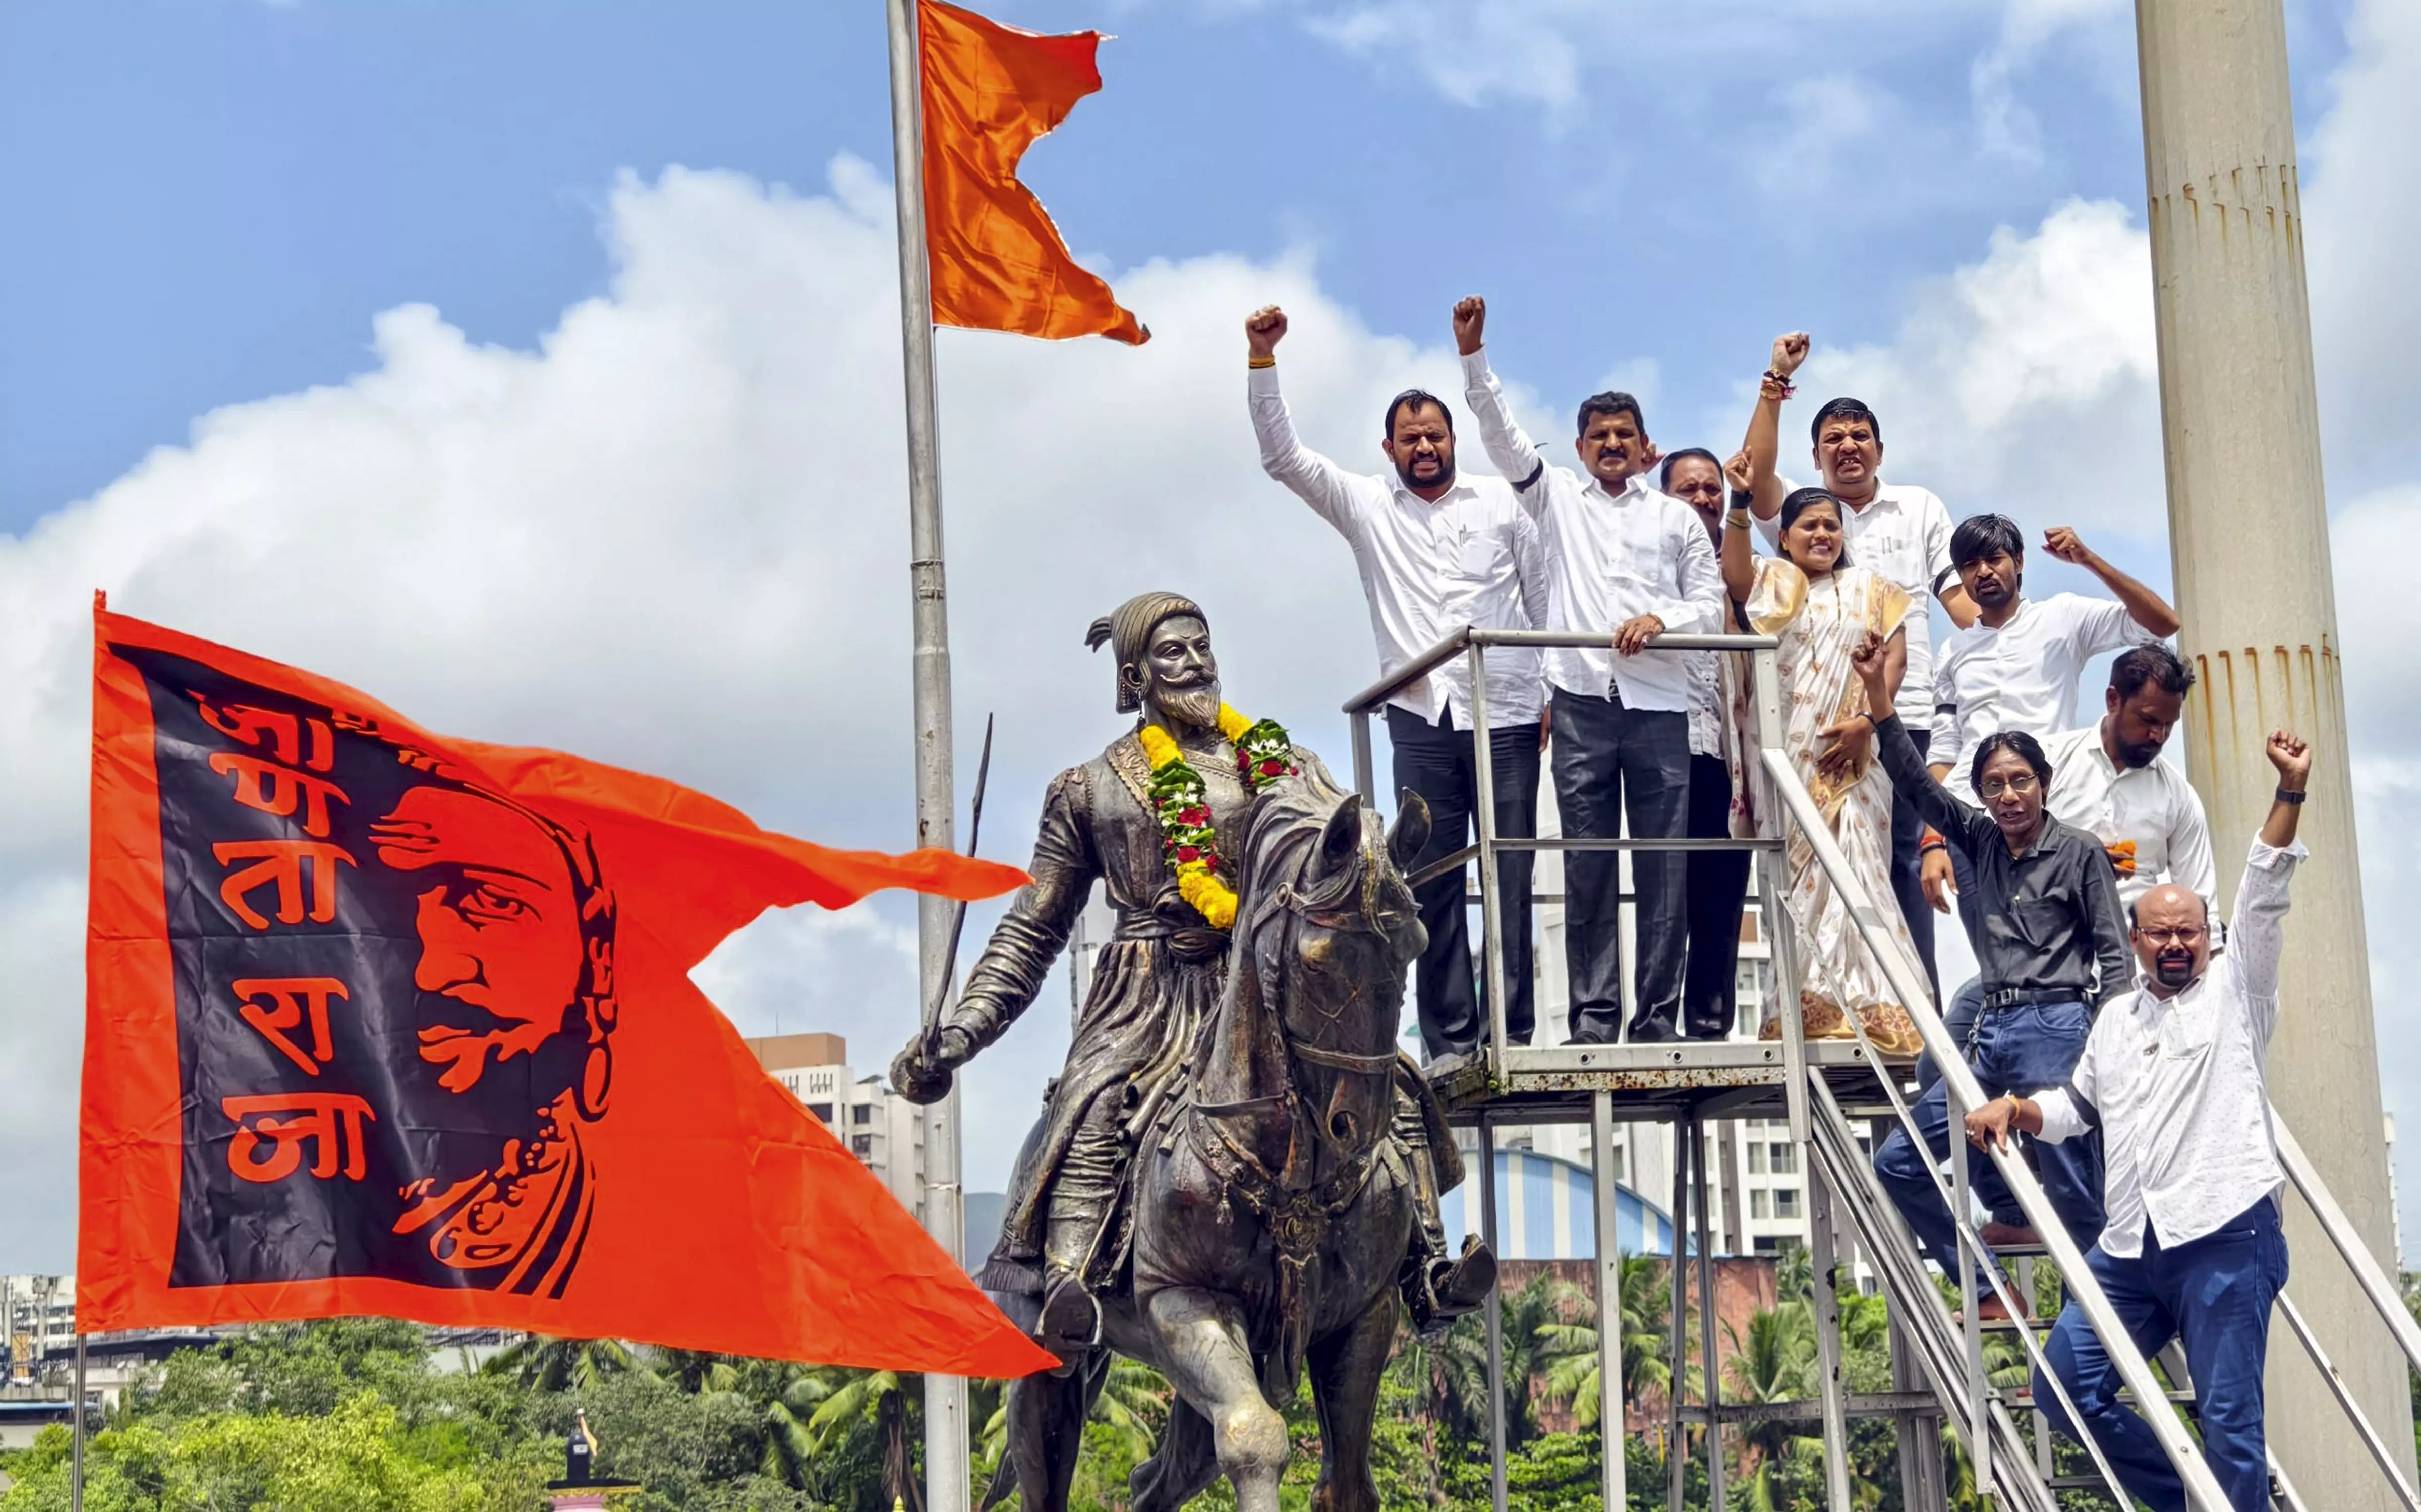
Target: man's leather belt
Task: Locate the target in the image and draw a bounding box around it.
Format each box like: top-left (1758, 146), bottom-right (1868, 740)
top-left (1979, 986), bottom-right (2084, 1011)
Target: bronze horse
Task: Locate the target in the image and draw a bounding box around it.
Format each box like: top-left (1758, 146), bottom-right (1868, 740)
top-left (990, 773), bottom-right (1435, 1512)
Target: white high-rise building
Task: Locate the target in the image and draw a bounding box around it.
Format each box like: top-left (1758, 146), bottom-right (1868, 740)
top-left (747, 1033), bottom-right (929, 1222)
top-left (1, 1275), bottom-right (75, 1387)
top-left (1458, 780), bottom-right (1870, 1258)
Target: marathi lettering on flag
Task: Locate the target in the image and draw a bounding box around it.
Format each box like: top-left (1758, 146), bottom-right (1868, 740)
top-left (80, 602), bottom-right (1054, 1378)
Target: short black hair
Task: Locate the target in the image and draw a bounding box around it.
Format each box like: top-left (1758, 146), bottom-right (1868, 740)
top-left (1385, 389), bottom-right (1454, 437)
top-left (1970, 729), bottom-right (2053, 794)
top-left (1810, 397), bottom-right (1882, 446)
top-left (1950, 513), bottom-right (2025, 569)
top-left (1659, 448), bottom-right (1722, 492)
top-left (2110, 643), bottom-right (2194, 702)
top-left (1577, 391), bottom-right (1645, 437)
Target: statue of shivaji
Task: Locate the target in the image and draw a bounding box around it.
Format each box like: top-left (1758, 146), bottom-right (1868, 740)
top-left (890, 591), bottom-right (1492, 1361)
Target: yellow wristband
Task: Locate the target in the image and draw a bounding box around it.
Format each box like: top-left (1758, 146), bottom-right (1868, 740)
top-left (1247, 355), bottom-right (1276, 370)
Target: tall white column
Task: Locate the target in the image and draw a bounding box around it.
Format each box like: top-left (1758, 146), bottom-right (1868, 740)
top-left (2134, 0), bottom-right (2416, 1502)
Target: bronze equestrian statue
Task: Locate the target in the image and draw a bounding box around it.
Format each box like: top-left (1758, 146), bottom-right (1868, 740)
top-left (889, 592), bottom-right (1493, 1512)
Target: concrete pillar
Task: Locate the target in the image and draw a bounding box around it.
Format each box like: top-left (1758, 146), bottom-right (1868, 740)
top-left (2134, 0), bottom-right (2417, 1504)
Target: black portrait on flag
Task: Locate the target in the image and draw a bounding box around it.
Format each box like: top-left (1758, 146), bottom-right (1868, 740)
top-left (127, 644), bottom-right (619, 1298)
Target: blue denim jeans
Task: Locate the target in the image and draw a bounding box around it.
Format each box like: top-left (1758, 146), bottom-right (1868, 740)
top-left (1872, 998), bottom-right (2105, 1279)
top-left (2036, 1198), bottom-right (2290, 1512)
top-left (1914, 975), bottom-right (1984, 1097)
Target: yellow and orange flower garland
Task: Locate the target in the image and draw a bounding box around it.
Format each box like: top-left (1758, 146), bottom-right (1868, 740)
top-left (1136, 704), bottom-right (1298, 931)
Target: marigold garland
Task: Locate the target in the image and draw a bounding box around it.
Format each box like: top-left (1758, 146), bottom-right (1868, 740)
top-left (1136, 703), bottom-right (1298, 932)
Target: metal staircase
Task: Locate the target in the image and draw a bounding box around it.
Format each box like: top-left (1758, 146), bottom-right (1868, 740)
top-left (1342, 626), bottom-right (2421, 1512)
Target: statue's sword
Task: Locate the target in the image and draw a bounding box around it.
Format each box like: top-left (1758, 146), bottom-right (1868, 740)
top-left (919, 712), bottom-right (994, 1062)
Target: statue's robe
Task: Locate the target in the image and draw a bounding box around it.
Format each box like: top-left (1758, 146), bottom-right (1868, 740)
top-left (949, 726), bottom-right (1322, 1293)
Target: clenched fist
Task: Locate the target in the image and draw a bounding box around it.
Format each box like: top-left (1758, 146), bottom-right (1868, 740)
top-left (1245, 305), bottom-right (1289, 359)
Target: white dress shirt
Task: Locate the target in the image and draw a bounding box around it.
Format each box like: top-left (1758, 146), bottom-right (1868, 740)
top-left (2041, 723), bottom-right (2218, 915)
top-left (1250, 365), bottom-right (1549, 727)
top-left (1460, 351), bottom-right (1721, 711)
top-left (2034, 838), bottom-right (2306, 1256)
top-left (1930, 593), bottom-right (2162, 799)
top-left (1758, 476), bottom-right (1953, 725)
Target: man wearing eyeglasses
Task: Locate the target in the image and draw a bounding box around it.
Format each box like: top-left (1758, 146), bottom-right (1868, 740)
top-left (1966, 730), bottom-right (2311, 1512)
top-left (1852, 632), bottom-right (2132, 1319)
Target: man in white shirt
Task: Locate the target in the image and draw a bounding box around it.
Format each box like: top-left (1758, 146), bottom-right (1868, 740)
top-left (1245, 305), bottom-right (1550, 1073)
top-left (1965, 729), bottom-right (2312, 1512)
top-left (1453, 296), bottom-right (1725, 1043)
top-left (1916, 640), bottom-right (2213, 1104)
top-left (1926, 516), bottom-right (2180, 941)
top-left (2041, 643), bottom-right (2217, 918)
top-left (1740, 353), bottom-right (1978, 1003)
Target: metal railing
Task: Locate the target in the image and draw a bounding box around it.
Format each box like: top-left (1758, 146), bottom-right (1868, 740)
top-left (1335, 625), bottom-right (2414, 1512)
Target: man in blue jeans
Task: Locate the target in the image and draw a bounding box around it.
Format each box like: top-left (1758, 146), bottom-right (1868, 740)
top-left (1852, 633), bottom-right (2130, 1319)
top-left (1967, 729), bottom-right (2313, 1511)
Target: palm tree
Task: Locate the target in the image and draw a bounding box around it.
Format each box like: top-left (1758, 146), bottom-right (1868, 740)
top-left (1534, 1255), bottom-right (1700, 1432)
top-left (484, 1334), bottom-right (641, 1392)
top-left (1723, 1302), bottom-right (1822, 1512)
top-left (649, 1346), bottom-right (741, 1395)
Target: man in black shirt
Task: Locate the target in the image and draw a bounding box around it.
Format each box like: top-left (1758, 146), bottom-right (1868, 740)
top-left (1852, 633), bottom-right (2130, 1316)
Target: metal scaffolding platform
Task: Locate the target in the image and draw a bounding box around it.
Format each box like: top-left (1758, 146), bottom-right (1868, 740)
top-left (1343, 626), bottom-right (2421, 1512)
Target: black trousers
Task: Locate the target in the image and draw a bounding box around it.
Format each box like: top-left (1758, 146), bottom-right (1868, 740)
top-left (1683, 752), bottom-right (1750, 1039)
top-left (1888, 724), bottom-right (1942, 1005)
top-left (1550, 690), bottom-right (1690, 1041)
top-left (1386, 706), bottom-right (1539, 1057)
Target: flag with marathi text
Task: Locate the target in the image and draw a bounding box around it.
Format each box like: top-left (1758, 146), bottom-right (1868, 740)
top-left (80, 603), bottom-right (1054, 1377)
top-left (920, 0), bottom-right (1146, 344)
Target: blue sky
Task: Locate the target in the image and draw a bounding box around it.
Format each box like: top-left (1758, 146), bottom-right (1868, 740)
top-left (0, 0), bottom-right (2356, 530)
top-left (5, 0), bottom-right (2419, 1273)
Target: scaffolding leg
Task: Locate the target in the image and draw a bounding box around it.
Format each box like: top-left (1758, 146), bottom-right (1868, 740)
top-left (1668, 1123), bottom-right (1689, 1512)
top-left (2020, 1256), bottom-right (2052, 1486)
top-left (1479, 1117), bottom-right (1508, 1512)
top-left (1592, 1092), bottom-right (1627, 1512)
top-left (1809, 1165), bottom-right (1854, 1512)
top-left (1890, 1311), bottom-right (1950, 1512)
top-left (1693, 1114), bottom-right (1727, 1512)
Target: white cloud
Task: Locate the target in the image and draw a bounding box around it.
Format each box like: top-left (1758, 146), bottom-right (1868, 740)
top-left (0, 159), bottom-right (1556, 1270)
top-left (1967, 0), bottom-right (2131, 161)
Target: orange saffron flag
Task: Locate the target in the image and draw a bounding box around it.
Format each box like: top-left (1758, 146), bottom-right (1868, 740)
top-left (80, 604), bottom-right (1055, 1378)
top-left (920, 0), bottom-right (1147, 344)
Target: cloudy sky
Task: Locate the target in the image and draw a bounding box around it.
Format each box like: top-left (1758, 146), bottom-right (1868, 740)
top-left (4, 0), bottom-right (2418, 1272)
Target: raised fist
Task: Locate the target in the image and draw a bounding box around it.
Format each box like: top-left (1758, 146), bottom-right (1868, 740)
top-left (2265, 729), bottom-right (2312, 786)
top-left (1722, 448), bottom-right (1755, 495)
top-left (1245, 305), bottom-right (1289, 359)
top-left (2041, 526), bottom-right (2090, 565)
top-left (1453, 295), bottom-right (1487, 355)
top-left (1770, 332), bottom-right (1812, 378)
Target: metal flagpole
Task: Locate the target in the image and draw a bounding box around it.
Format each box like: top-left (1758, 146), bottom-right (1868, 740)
top-left (71, 1332), bottom-right (85, 1512)
top-left (882, 1), bottom-right (968, 1507)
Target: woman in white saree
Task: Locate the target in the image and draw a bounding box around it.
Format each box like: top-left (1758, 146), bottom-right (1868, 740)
top-left (1720, 476), bottom-right (1926, 1055)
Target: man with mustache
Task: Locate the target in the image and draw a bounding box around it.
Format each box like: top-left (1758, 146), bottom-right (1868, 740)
top-left (1967, 730), bottom-right (2312, 1512)
top-left (1925, 516), bottom-right (2180, 938)
top-left (1455, 295), bottom-right (1725, 1044)
top-left (1245, 304), bottom-right (1550, 1078)
top-left (1739, 361), bottom-right (1978, 1004)
top-left (1852, 631), bottom-right (2132, 1319)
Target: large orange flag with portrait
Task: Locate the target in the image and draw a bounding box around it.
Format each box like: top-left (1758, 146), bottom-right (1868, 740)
top-left (80, 604), bottom-right (1054, 1378)
top-left (920, 0), bottom-right (1146, 344)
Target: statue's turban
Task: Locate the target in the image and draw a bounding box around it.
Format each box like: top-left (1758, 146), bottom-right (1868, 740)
top-left (1086, 592), bottom-right (1208, 713)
